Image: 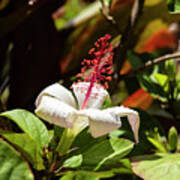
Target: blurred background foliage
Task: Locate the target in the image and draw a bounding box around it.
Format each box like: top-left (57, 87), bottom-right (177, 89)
top-left (0, 0), bottom-right (179, 111)
top-left (1, 0), bottom-right (180, 179)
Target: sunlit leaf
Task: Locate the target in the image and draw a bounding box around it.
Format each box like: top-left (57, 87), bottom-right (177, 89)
top-left (165, 60), bottom-right (176, 81)
top-left (109, 129), bottom-right (126, 138)
top-left (147, 137), bottom-right (167, 152)
top-left (0, 109), bottom-right (49, 148)
top-left (81, 138), bottom-right (134, 170)
top-left (59, 170), bottom-right (114, 180)
top-left (0, 140), bottom-right (34, 180)
top-left (1, 132), bottom-right (44, 170)
top-left (128, 52), bottom-right (169, 102)
top-left (59, 159), bottom-right (132, 179)
top-left (54, 0), bottom-right (100, 30)
top-left (153, 73), bottom-right (168, 92)
top-left (168, 126), bottom-right (178, 151)
top-left (139, 75), bottom-right (168, 102)
top-left (132, 153), bottom-right (180, 180)
top-left (167, 0), bottom-right (180, 13)
top-left (101, 95), bottom-right (112, 109)
top-left (63, 155), bottom-right (83, 168)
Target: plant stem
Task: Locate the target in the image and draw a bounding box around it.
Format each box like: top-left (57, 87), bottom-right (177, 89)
top-left (121, 52), bottom-right (180, 79)
top-left (56, 117), bottom-right (88, 156)
top-left (56, 128), bottom-right (77, 156)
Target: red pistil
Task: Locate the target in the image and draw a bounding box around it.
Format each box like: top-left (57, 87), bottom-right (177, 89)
top-left (77, 34), bottom-right (114, 109)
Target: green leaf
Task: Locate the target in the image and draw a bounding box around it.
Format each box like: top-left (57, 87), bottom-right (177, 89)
top-left (81, 138), bottom-right (134, 170)
top-left (165, 60), bottom-right (176, 80)
top-left (132, 153), bottom-right (180, 180)
top-left (110, 159), bottom-right (132, 174)
top-left (109, 129), bottom-right (126, 138)
top-left (119, 110), bottom-right (164, 156)
top-left (168, 126), bottom-right (178, 152)
top-left (147, 137), bottom-right (167, 152)
top-left (63, 155), bottom-right (83, 168)
top-left (59, 165), bottom-right (132, 180)
top-left (128, 51), bottom-right (172, 102)
top-left (147, 102), bottom-right (173, 119)
top-left (128, 51), bottom-right (145, 70)
top-left (153, 73), bottom-right (168, 90)
top-left (1, 132), bottom-right (44, 170)
top-left (128, 51), bottom-right (155, 70)
top-left (0, 109), bottom-right (49, 148)
top-left (55, 0), bottom-right (99, 30)
top-left (167, 0), bottom-right (180, 13)
top-left (60, 174), bottom-right (75, 180)
top-left (139, 74), bottom-right (168, 102)
top-left (72, 128), bottom-right (106, 153)
top-left (59, 170), bottom-right (114, 180)
top-left (101, 95), bottom-right (112, 109)
top-left (0, 140), bottom-right (34, 180)
top-left (145, 126), bottom-right (167, 153)
top-left (60, 173), bottom-right (98, 180)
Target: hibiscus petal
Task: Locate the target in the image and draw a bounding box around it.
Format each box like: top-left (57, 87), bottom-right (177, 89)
top-left (72, 82), bottom-right (108, 109)
top-left (105, 106), bottom-right (140, 143)
top-left (35, 83), bottom-right (76, 108)
top-left (79, 109), bottom-right (121, 138)
top-left (35, 96), bottom-right (77, 128)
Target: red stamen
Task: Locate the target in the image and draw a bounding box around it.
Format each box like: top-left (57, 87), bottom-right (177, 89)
top-left (76, 34), bottom-right (114, 109)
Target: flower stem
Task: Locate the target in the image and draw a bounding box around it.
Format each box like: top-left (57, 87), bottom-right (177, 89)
top-left (56, 128), bottom-right (76, 156)
top-left (56, 116), bottom-right (88, 156)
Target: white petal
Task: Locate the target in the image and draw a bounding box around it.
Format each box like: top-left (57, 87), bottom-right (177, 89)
top-left (105, 106), bottom-right (140, 143)
top-left (72, 82), bottom-right (108, 109)
top-left (79, 109), bottom-right (121, 138)
top-left (35, 96), bottom-right (77, 128)
top-left (35, 83), bottom-right (76, 108)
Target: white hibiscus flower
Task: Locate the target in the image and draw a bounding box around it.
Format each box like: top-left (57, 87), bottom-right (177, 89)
top-left (35, 34), bottom-right (140, 145)
top-left (35, 82), bottom-right (140, 142)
